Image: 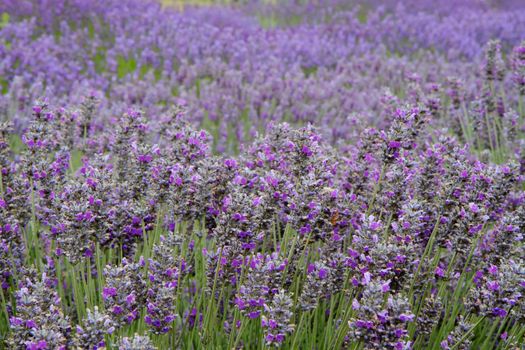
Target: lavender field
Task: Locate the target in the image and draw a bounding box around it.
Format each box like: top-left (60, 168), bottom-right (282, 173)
top-left (0, 0), bottom-right (524, 349)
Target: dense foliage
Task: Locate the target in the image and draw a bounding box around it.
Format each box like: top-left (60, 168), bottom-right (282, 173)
top-left (0, 0), bottom-right (524, 349)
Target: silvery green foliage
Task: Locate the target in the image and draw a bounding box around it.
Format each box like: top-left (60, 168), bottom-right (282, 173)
top-left (117, 334), bottom-right (157, 350)
top-left (103, 258), bottom-right (147, 328)
top-left (347, 281), bottom-right (414, 350)
top-left (262, 289), bottom-right (295, 347)
top-left (7, 273), bottom-right (72, 349)
top-left (75, 306), bottom-right (114, 350)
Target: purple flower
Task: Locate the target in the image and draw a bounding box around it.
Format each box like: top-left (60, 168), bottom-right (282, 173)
top-left (468, 202), bottom-right (479, 213)
top-left (399, 313), bottom-right (415, 322)
top-left (248, 311), bottom-right (261, 319)
top-left (435, 267), bottom-right (445, 278)
top-left (102, 287), bottom-right (117, 300)
top-left (126, 293), bottom-right (136, 306)
top-left (487, 281), bottom-right (500, 292)
top-left (27, 340), bottom-right (47, 350)
top-left (224, 158), bottom-right (238, 169)
top-left (362, 272), bottom-right (372, 285)
top-left (301, 145), bottom-right (313, 156)
top-left (488, 265), bottom-right (498, 276)
top-left (112, 306), bottom-right (123, 315)
top-left (492, 308), bottom-right (507, 318)
top-left (388, 140), bottom-right (402, 148)
top-left (381, 280), bottom-right (391, 293)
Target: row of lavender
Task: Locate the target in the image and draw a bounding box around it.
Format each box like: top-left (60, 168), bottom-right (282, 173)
top-left (0, 0), bottom-right (524, 349)
top-left (1, 0), bottom-right (525, 150)
top-left (0, 95), bottom-right (523, 348)
top-left (0, 94), bottom-right (525, 349)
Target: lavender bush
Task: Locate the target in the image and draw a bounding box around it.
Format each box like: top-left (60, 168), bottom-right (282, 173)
top-left (0, 0), bottom-right (524, 349)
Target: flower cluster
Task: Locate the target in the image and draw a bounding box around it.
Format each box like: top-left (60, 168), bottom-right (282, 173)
top-left (145, 233), bottom-right (186, 334)
top-left (102, 258), bottom-right (147, 328)
top-left (117, 334), bottom-right (157, 350)
top-left (467, 260), bottom-right (524, 320)
top-left (74, 306), bottom-right (114, 350)
top-left (347, 281), bottom-right (414, 350)
top-left (262, 289), bottom-right (295, 347)
top-left (7, 273), bottom-right (72, 349)
top-left (235, 253), bottom-right (288, 319)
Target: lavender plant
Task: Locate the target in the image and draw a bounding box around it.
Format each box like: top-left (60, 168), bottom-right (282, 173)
top-left (0, 0), bottom-right (524, 349)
